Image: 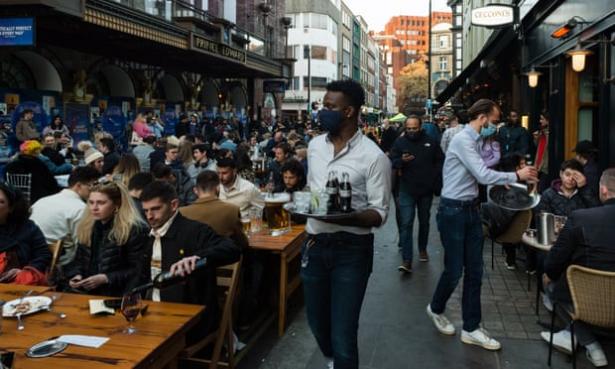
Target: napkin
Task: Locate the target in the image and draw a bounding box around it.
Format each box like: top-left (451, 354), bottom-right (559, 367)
top-left (57, 335), bottom-right (109, 348)
top-left (89, 299), bottom-right (115, 315)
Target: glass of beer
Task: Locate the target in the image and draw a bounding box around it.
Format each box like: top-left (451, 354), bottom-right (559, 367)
top-left (241, 211), bottom-right (251, 235)
top-left (265, 193), bottom-right (291, 236)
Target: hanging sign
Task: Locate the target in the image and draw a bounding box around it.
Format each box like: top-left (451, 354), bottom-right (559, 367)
top-left (471, 4), bottom-right (514, 28)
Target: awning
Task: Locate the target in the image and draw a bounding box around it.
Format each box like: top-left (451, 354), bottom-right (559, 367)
top-left (436, 27), bottom-right (516, 104)
top-left (389, 113), bottom-right (407, 122)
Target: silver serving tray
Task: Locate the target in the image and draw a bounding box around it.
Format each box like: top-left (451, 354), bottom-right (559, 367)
top-left (487, 183), bottom-right (541, 211)
top-left (26, 339), bottom-right (68, 358)
top-left (283, 202), bottom-right (358, 220)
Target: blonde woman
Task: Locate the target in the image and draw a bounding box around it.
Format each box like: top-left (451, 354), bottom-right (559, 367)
top-left (111, 154), bottom-right (141, 187)
top-left (65, 182), bottom-right (148, 296)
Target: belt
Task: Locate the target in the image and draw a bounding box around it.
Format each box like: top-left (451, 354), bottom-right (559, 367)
top-left (440, 197), bottom-right (480, 208)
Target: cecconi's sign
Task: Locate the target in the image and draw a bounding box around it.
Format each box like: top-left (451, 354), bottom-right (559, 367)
top-left (471, 4), bottom-right (514, 28)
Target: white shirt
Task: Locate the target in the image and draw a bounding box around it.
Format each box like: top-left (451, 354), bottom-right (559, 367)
top-left (219, 175), bottom-right (264, 212)
top-left (306, 130), bottom-right (392, 235)
top-left (149, 211), bottom-right (179, 302)
top-left (30, 189), bottom-right (86, 265)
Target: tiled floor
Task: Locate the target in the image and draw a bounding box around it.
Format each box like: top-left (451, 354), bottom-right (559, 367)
top-left (238, 201), bottom-right (613, 369)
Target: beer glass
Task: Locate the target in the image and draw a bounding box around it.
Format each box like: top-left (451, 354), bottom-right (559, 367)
top-left (265, 193), bottom-right (291, 236)
top-left (250, 206), bottom-right (263, 233)
top-left (241, 211), bottom-right (251, 235)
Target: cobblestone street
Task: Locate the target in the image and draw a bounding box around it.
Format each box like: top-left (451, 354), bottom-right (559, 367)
top-left (239, 201), bottom-right (614, 369)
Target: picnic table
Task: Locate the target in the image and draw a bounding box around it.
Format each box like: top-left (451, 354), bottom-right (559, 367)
top-left (0, 284), bottom-right (203, 369)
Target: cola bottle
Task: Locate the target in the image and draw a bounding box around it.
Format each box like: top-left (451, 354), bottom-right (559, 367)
top-left (325, 170), bottom-right (339, 213)
top-left (339, 172), bottom-right (352, 213)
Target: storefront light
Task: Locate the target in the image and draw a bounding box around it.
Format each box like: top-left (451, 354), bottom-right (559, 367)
top-left (566, 44), bottom-right (593, 72)
top-left (526, 67), bottom-right (542, 88)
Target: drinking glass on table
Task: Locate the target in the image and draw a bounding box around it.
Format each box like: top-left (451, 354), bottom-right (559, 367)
top-left (293, 191), bottom-right (312, 213)
top-left (250, 206), bottom-right (263, 233)
top-left (121, 292), bottom-right (142, 335)
top-left (241, 211), bottom-right (251, 236)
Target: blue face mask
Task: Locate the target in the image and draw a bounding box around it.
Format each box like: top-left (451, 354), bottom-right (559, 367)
top-left (318, 110), bottom-right (344, 135)
top-left (480, 123), bottom-right (497, 138)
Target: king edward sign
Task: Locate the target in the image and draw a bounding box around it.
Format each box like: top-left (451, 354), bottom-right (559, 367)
top-left (471, 4), bottom-right (515, 28)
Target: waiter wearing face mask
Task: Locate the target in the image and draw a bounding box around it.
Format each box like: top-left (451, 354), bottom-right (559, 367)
top-left (390, 115), bottom-right (444, 273)
top-left (304, 80), bottom-right (391, 369)
top-left (425, 99), bottom-right (538, 351)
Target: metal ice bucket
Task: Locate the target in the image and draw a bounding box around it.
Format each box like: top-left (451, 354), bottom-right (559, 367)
top-left (536, 212), bottom-right (556, 245)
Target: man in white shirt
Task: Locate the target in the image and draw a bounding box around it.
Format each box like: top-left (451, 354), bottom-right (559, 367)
top-left (304, 80), bottom-right (391, 369)
top-left (30, 166), bottom-right (101, 267)
top-left (217, 157), bottom-right (263, 212)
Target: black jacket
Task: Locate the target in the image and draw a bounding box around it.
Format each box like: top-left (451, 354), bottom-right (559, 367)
top-left (380, 126), bottom-right (400, 154)
top-left (390, 130), bottom-right (444, 197)
top-left (41, 147), bottom-right (66, 166)
top-left (497, 123), bottom-right (530, 157)
top-left (102, 150), bottom-right (120, 176)
top-left (64, 221), bottom-right (149, 297)
top-left (535, 180), bottom-right (600, 217)
top-left (583, 159), bottom-right (600, 196)
top-left (5, 154), bottom-right (60, 204)
top-left (544, 199), bottom-right (615, 302)
top-left (142, 213), bottom-right (241, 342)
top-left (0, 220), bottom-right (51, 273)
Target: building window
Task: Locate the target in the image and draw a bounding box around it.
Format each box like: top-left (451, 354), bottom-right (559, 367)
top-left (291, 76), bottom-right (300, 90)
top-left (439, 35), bottom-right (448, 48)
top-left (311, 45), bottom-right (327, 60)
top-left (342, 36), bottom-right (351, 52)
top-left (303, 77), bottom-right (328, 90)
top-left (439, 57), bottom-right (448, 70)
top-left (311, 13), bottom-right (328, 30)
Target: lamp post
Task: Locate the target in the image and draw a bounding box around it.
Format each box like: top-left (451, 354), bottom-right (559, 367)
top-left (427, 0), bottom-right (432, 101)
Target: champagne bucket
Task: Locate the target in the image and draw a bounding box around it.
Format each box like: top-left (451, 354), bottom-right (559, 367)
top-left (536, 212), bottom-right (556, 245)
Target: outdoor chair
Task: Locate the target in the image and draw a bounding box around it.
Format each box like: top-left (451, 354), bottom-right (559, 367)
top-left (47, 240), bottom-right (63, 287)
top-left (181, 258), bottom-right (242, 369)
top-left (489, 209), bottom-right (532, 270)
top-left (6, 172), bottom-right (32, 204)
top-left (547, 265), bottom-right (615, 369)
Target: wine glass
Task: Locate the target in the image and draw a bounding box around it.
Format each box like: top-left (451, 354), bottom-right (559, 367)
top-left (120, 293), bottom-right (142, 335)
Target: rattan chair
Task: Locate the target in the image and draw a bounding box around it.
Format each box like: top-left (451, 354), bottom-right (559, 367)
top-left (547, 265), bottom-right (615, 368)
top-left (6, 173), bottom-right (32, 204)
top-left (489, 209), bottom-right (532, 270)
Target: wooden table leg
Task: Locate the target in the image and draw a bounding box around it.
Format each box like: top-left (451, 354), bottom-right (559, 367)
top-left (278, 252), bottom-right (288, 337)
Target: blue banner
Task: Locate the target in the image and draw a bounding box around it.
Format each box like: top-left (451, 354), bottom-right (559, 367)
top-left (0, 18), bottom-right (35, 46)
top-left (102, 105), bottom-right (127, 150)
top-left (64, 103), bottom-right (90, 146)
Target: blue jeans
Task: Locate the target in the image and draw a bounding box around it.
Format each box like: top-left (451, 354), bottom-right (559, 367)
top-left (430, 197), bottom-right (484, 332)
top-left (399, 191), bottom-right (433, 262)
top-left (301, 232), bottom-right (374, 369)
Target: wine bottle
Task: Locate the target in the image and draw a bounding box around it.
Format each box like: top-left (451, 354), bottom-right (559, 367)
top-left (130, 257), bottom-right (208, 294)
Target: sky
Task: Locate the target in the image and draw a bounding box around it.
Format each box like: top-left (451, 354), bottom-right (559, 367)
top-left (343, 0), bottom-right (451, 32)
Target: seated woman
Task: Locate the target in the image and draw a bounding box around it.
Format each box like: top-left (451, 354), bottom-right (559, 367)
top-left (536, 159), bottom-right (600, 217)
top-left (0, 183), bottom-right (50, 285)
top-left (65, 181), bottom-right (148, 296)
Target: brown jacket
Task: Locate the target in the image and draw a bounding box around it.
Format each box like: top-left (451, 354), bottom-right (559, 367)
top-left (180, 195), bottom-right (249, 250)
top-left (15, 119), bottom-right (40, 142)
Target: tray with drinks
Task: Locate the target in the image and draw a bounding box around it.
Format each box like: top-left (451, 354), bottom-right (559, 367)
top-left (283, 202), bottom-right (358, 221)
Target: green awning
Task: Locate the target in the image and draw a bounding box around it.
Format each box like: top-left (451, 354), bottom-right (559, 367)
top-left (389, 113), bottom-right (407, 123)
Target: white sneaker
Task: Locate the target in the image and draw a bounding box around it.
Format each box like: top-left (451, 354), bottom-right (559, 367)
top-left (586, 342), bottom-right (608, 367)
top-left (461, 328), bottom-right (502, 351)
top-left (426, 304), bottom-right (455, 335)
top-left (325, 358), bottom-right (334, 369)
top-left (540, 329), bottom-right (577, 353)
top-left (543, 293), bottom-right (554, 312)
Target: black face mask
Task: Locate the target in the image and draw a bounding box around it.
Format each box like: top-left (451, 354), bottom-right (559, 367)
top-left (406, 130), bottom-right (420, 140)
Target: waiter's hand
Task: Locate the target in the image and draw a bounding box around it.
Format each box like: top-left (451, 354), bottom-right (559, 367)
top-left (401, 153), bottom-right (415, 162)
top-left (170, 256), bottom-right (201, 277)
top-left (517, 166), bottom-right (538, 182)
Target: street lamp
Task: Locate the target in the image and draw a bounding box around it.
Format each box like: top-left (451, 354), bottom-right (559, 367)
top-left (281, 16), bottom-right (292, 58)
top-left (526, 67), bottom-right (542, 88)
top-left (566, 43), bottom-right (593, 72)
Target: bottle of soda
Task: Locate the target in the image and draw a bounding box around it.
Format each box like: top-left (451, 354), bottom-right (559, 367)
top-left (325, 170), bottom-right (339, 213)
top-left (339, 172), bottom-right (352, 212)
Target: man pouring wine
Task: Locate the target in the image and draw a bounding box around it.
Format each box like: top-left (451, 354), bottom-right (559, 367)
top-left (138, 180), bottom-right (241, 342)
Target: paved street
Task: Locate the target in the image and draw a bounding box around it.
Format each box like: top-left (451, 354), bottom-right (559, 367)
top-left (239, 200), bottom-right (614, 369)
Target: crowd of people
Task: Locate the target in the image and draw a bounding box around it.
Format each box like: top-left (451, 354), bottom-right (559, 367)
top-left (0, 79), bottom-right (613, 369)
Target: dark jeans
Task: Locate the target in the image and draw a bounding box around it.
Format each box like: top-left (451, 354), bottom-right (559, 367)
top-left (430, 197), bottom-right (484, 332)
top-left (399, 191), bottom-right (433, 262)
top-left (301, 232), bottom-right (374, 369)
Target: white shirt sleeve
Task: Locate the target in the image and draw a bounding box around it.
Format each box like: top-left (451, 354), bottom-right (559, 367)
top-left (365, 152), bottom-right (392, 226)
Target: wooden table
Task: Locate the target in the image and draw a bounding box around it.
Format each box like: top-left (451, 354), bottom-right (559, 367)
top-left (0, 284), bottom-right (203, 369)
top-left (249, 225), bottom-right (306, 336)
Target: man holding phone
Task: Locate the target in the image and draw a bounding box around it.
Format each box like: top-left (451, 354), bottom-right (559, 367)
top-left (391, 115), bottom-right (444, 272)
